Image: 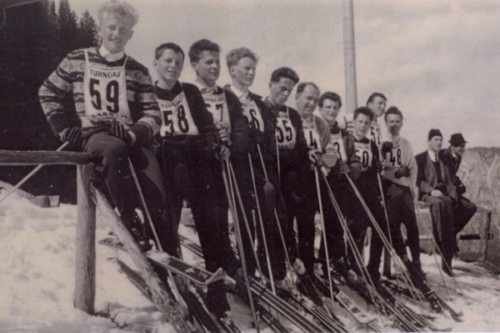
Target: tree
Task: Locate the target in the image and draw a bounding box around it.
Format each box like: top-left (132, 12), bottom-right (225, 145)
top-left (78, 11), bottom-right (98, 48)
top-left (57, 0), bottom-right (78, 52)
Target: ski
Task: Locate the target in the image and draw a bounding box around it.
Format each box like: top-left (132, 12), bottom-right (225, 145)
top-left (111, 257), bottom-right (214, 333)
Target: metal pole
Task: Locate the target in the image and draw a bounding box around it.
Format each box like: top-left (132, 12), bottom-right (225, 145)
top-left (342, 0), bottom-right (358, 114)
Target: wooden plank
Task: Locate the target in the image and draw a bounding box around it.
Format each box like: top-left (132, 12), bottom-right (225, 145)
top-left (93, 188), bottom-right (193, 332)
top-left (73, 165), bottom-right (96, 313)
top-left (0, 150), bottom-right (93, 165)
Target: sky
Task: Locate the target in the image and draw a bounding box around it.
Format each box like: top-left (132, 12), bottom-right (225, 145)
top-left (69, 0), bottom-right (500, 152)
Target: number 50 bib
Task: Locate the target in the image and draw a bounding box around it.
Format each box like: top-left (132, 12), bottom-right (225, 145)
top-left (83, 50), bottom-right (132, 126)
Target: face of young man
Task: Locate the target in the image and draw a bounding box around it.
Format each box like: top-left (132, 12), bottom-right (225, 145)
top-left (368, 96), bottom-right (387, 117)
top-left (154, 49), bottom-right (184, 86)
top-left (230, 57), bottom-right (256, 88)
top-left (451, 145), bottom-right (465, 157)
top-left (319, 98), bottom-right (340, 124)
top-left (269, 77), bottom-right (295, 105)
top-left (354, 113), bottom-right (371, 138)
top-left (385, 113), bottom-right (403, 136)
top-left (428, 136), bottom-right (443, 152)
top-left (296, 85), bottom-right (319, 117)
top-left (192, 50), bottom-right (220, 86)
top-left (99, 13), bottom-right (134, 54)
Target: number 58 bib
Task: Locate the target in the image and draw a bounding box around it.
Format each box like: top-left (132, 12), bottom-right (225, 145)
top-left (83, 50), bottom-right (132, 126)
top-left (158, 92), bottom-right (199, 137)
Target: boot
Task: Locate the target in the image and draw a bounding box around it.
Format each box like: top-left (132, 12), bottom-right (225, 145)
top-left (442, 254), bottom-right (454, 277)
top-left (124, 213), bottom-right (152, 252)
top-left (425, 291), bottom-right (442, 313)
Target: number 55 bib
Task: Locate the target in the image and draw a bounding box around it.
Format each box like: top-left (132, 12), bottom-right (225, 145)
top-left (83, 50), bottom-right (132, 126)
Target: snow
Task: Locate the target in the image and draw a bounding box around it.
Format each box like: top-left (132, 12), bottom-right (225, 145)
top-left (1, 189), bottom-right (500, 332)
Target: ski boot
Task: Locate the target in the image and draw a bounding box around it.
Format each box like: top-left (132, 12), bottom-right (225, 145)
top-left (425, 291), bottom-right (443, 313)
top-left (124, 214), bottom-right (152, 252)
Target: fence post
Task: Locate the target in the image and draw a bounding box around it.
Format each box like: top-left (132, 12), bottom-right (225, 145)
top-left (74, 164), bottom-right (96, 313)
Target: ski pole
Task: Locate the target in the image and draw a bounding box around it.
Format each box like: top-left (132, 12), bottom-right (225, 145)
top-left (248, 154), bottom-right (276, 295)
top-left (0, 141), bottom-right (69, 204)
top-left (313, 167), bottom-right (336, 306)
top-left (221, 159), bottom-right (259, 331)
top-left (345, 173), bottom-right (424, 304)
top-left (127, 158), bottom-right (163, 252)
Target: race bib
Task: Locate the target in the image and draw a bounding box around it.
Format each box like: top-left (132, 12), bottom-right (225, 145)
top-left (303, 121), bottom-right (321, 151)
top-left (83, 50), bottom-right (131, 126)
top-left (158, 92), bottom-right (199, 137)
top-left (385, 146), bottom-right (402, 168)
top-left (354, 141), bottom-right (373, 171)
top-left (203, 92), bottom-right (229, 124)
top-left (275, 109), bottom-right (297, 149)
top-left (241, 99), bottom-right (265, 132)
top-left (329, 132), bottom-right (347, 162)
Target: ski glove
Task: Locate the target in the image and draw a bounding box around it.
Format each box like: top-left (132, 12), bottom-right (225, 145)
top-left (395, 165), bottom-right (411, 178)
top-left (109, 120), bottom-right (132, 145)
top-left (339, 161), bottom-right (350, 174)
top-left (59, 127), bottom-right (83, 147)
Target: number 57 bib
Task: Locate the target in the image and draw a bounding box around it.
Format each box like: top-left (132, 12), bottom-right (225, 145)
top-left (83, 50), bottom-right (132, 126)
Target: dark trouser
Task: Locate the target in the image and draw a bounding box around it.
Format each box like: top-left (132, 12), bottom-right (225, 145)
top-left (384, 181), bottom-right (432, 293)
top-left (454, 196), bottom-right (477, 235)
top-left (84, 132), bottom-right (170, 250)
top-left (284, 169), bottom-right (317, 275)
top-left (421, 194), bottom-right (456, 260)
top-left (232, 157), bottom-right (287, 281)
top-left (385, 181), bottom-right (421, 265)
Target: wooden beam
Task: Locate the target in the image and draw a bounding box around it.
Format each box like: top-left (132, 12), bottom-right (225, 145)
top-left (93, 188), bottom-right (192, 332)
top-left (0, 150), bottom-right (93, 165)
top-left (73, 165), bottom-right (96, 314)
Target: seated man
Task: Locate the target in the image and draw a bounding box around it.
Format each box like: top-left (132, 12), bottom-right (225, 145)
top-left (440, 133), bottom-right (477, 241)
top-left (416, 129), bottom-right (458, 276)
top-left (39, 0), bottom-right (165, 252)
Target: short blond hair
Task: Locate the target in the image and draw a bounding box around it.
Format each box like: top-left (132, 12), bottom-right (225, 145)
top-left (226, 47), bottom-right (258, 69)
top-left (97, 0), bottom-right (139, 26)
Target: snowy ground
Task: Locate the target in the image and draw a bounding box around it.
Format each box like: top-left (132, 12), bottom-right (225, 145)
top-left (1, 190), bottom-right (500, 332)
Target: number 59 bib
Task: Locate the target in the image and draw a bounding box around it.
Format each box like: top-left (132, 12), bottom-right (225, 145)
top-left (83, 50), bottom-right (131, 126)
top-left (158, 92), bottom-right (199, 137)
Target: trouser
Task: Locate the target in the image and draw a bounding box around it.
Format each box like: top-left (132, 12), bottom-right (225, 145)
top-left (232, 157), bottom-right (287, 281)
top-left (421, 194), bottom-right (456, 259)
top-left (454, 196), bottom-right (477, 235)
top-left (361, 187), bottom-right (391, 281)
top-left (384, 181), bottom-right (433, 293)
top-left (84, 131), bottom-right (170, 250)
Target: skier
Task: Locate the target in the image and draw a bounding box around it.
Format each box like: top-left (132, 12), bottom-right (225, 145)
top-left (225, 47), bottom-right (288, 287)
top-left (39, 0), bottom-right (165, 251)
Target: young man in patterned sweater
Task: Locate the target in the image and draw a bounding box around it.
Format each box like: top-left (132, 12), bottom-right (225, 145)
top-left (39, 0), bottom-right (165, 251)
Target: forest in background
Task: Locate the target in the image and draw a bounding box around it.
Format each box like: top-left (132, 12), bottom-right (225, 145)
top-left (0, 0), bottom-right (98, 203)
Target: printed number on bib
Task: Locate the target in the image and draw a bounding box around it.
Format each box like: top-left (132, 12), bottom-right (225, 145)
top-left (387, 147), bottom-right (402, 167)
top-left (159, 93), bottom-right (199, 136)
top-left (304, 127), bottom-right (319, 150)
top-left (276, 117), bottom-right (296, 148)
top-left (89, 78), bottom-right (119, 113)
top-left (242, 102), bottom-right (264, 132)
top-left (330, 134), bottom-right (347, 162)
top-left (354, 142), bottom-right (373, 171)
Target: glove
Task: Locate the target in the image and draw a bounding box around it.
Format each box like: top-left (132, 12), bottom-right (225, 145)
top-left (381, 141), bottom-right (393, 156)
top-left (308, 149), bottom-right (321, 166)
top-left (215, 144), bottom-right (231, 161)
top-left (339, 161), bottom-right (350, 174)
top-left (435, 182), bottom-right (447, 194)
top-left (59, 127), bottom-right (83, 147)
top-left (109, 120), bottom-right (132, 145)
top-left (216, 122), bottom-right (232, 146)
top-left (395, 165), bottom-right (411, 178)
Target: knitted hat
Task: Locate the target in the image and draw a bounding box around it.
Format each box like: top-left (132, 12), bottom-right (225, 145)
top-left (428, 129), bottom-right (442, 140)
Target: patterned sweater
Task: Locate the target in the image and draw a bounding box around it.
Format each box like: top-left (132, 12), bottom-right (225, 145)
top-left (38, 47), bottom-right (160, 143)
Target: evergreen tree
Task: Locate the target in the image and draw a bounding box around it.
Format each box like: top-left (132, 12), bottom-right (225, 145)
top-left (78, 11), bottom-right (98, 47)
top-left (57, 0), bottom-right (78, 52)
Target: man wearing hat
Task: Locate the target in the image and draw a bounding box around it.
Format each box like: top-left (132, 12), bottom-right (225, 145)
top-left (416, 129), bottom-right (458, 276)
top-left (440, 133), bottom-right (477, 238)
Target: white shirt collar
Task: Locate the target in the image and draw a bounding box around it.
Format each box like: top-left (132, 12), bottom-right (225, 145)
top-left (194, 78), bottom-right (217, 95)
top-left (427, 149), bottom-right (438, 162)
top-left (229, 84), bottom-right (249, 102)
top-left (99, 45), bottom-right (125, 62)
